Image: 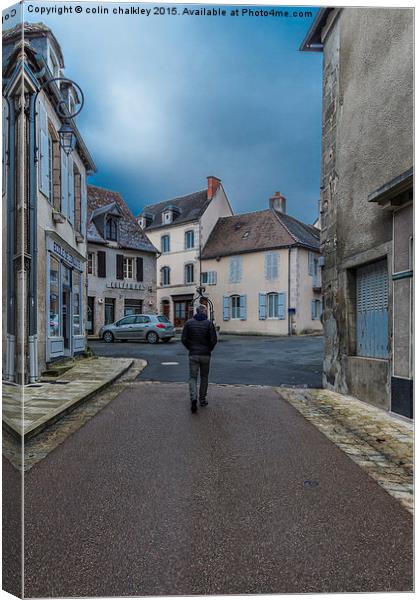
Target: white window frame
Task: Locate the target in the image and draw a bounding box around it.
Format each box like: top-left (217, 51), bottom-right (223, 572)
top-left (87, 252), bottom-right (95, 275)
top-left (161, 235), bottom-right (170, 253)
top-left (231, 295), bottom-right (241, 319)
top-left (161, 266), bottom-right (170, 286)
top-left (185, 263), bottom-right (194, 284)
top-left (202, 271), bottom-right (217, 285)
top-left (185, 230), bottom-right (195, 249)
top-left (267, 292), bottom-right (279, 319)
top-left (123, 257), bottom-right (134, 280)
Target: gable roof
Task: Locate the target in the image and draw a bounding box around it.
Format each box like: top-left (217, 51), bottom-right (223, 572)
top-left (139, 189), bottom-right (210, 231)
top-left (201, 209), bottom-right (319, 259)
top-left (87, 185), bottom-right (157, 253)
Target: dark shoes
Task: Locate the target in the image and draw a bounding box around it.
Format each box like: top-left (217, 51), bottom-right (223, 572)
top-left (199, 399), bottom-right (208, 407)
top-left (191, 401), bottom-right (197, 413)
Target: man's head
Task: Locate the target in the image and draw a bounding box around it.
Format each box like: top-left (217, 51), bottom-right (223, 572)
top-left (196, 304), bottom-right (208, 317)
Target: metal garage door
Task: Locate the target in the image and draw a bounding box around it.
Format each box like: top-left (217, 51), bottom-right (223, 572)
top-left (356, 260), bottom-right (389, 359)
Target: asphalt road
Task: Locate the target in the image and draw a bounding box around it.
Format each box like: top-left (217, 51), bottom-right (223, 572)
top-left (89, 334), bottom-right (324, 387)
top-left (20, 382), bottom-right (413, 596)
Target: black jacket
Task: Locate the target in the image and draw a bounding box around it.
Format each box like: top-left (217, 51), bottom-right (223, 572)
top-left (181, 315), bottom-right (218, 356)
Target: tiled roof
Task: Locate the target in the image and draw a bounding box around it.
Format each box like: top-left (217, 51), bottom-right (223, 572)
top-left (139, 190), bottom-right (210, 230)
top-left (201, 209), bottom-right (319, 259)
top-left (87, 185), bottom-right (157, 253)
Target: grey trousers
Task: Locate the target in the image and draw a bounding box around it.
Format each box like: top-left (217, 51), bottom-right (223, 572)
top-left (189, 355), bottom-right (211, 403)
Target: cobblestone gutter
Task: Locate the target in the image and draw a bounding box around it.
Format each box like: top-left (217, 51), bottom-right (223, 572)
top-left (276, 387), bottom-right (413, 513)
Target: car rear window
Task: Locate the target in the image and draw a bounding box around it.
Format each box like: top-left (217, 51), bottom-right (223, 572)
top-left (158, 316), bottom-right (171, 323)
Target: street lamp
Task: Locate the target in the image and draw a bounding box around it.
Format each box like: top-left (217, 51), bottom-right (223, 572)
top-left (58, 121), bottom-right (77, 155)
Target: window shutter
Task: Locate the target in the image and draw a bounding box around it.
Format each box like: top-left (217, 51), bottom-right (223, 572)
top-left (136, 257), bottom-right (144, 282)
top-left (223, 296), bottom-right (230, 321)
top-left (238, 257), bottom-right (242, 282)
top-left (311, 300), bottom-right (317, 320)
top-left (229, 258), bottom-right (235, 283)
top-left (240, 295), bottom-right (247, 320)
top-left (308, 252), bottom-right (314, 275)
top-left (259, 293), bottom-right (267, 320)
top-left (272, 253), bottom-right (278, 279)
top-left (68, 155), bottom-right (74, 225)
top-left (278, 292), bottom-right (286, 320)
top-left (60, 149), bottom-right (68, 217)
top-left (116, 254), bottom-right (124, 280)
top-left (97, 251), bottom-right (106, 278)
top-left (38, 100), bottom-right (49, 196)
top-left (265, 254), bottom-right (270, 279)
top-left (80, 172), bottom-right (86, 236)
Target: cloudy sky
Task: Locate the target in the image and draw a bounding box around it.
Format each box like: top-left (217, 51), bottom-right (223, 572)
top-left (20, 2), bottom-right (323, 222)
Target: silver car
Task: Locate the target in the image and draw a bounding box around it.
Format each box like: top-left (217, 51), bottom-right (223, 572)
top-left (99, 314), bottom-right (174, 344)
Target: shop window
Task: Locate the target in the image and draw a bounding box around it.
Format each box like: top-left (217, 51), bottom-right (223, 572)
top-left (73, 272), bottom-right (82, 335)
top-left (49, 255), bottom-right (60, 337)
top-left (124, 299), bottom-right (143, 316)
top-left (105, 298), bottom-right (115, 324)
top-left (124, 257), bottom-right (134, 279)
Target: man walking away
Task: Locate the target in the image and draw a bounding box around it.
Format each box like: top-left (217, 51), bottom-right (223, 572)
top-left (181, 304), bottom-right (218, 413)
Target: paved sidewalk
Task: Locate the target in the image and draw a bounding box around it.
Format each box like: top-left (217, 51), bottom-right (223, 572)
top-left (277, 387), bottom-right (413, 513)
top-left (2, 357), bottom-right (133, 438)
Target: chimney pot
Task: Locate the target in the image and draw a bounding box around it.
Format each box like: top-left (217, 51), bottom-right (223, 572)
top-left (269, 191), bottom-right (286, 214)
top-left (207, 176), bottom-right (221, 200)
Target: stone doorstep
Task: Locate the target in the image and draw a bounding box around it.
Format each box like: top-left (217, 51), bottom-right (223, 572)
top-left (2, 358), bottom-right (134, 440)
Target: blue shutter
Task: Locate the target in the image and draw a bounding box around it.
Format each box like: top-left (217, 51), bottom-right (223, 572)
top-left (265, 254), bottom-right (271, 279)
top-left (356, 260), bottom-right (388, 358)
top-left (278, 292), bottom-right (286, 320)
top-left (311, 300), bottom-right (317, 320)
top-left (308, 252), bottom-right (314, 275)
top-left (240, 295), bottom-right (247, 320)
top-left (68, 155), bottom-right (74, 225)
top-left (229, 258), bottom-right (235, 282)
top-left (61, 149), bottom-right (68, 216)
top-left (38, 100), bottom-right (49, 196)
top-left (238, 257), bottom-right (243, 282)
top-left (223, 296), bottom-right (230, 321)
top-left (80, 172), bottom-right (87, 237)
top-left (259, 293), bottom-right (267, 320)
top-left (272, 253), bottom-right (278, 279)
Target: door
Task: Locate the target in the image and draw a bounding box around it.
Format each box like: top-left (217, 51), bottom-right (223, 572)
top-left (104, 298), bottom-right (115, 325)
top-left (62, 288), bottom-right (70, 353)
top-left (114, 315), bottom-right (137, 340)
top-left (87, 296), bottom-right (95, 335)
top-left (162, 300), bottom-right (170, 320)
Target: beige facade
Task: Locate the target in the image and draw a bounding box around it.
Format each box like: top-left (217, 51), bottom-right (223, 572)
top-left (202, 247), bottom-right (322, 335)
top-left (141, 179), bottom-right (233, 327)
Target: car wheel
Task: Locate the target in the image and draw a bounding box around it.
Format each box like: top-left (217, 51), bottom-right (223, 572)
top-left (162, 338), bottom-right (171, 343)
top-left (147, 331), bottom-right (159, 344)
top-left (103, 331), bottom-right (114, 343)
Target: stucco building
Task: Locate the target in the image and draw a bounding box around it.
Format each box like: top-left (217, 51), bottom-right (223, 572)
top-left (137, 176), bottom-right (233, 327)
top-left (87, 185), bottom-right (157, 337)
top-left (301, 8), bottom-right (413, 417)
top-left (2, 23), bottom-right (96, 382)
top-left (201, 193), bottom-right (322, 335)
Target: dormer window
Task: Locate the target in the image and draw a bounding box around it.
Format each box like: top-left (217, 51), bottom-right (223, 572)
top-left (162, 210), bottom-right (173, 225)
top-left (106, 216), bottom-right (118, 241)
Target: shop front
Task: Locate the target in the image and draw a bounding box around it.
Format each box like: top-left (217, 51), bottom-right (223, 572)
top-left (46, 235), bottom-right (86, 362)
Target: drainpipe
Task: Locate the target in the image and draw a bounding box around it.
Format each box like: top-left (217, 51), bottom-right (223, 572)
top-left (288, 247), bottom-right (291, 335)
top-left (5, 96), bottom-right (16, 380)
top-left (27, 92), bottom-right (38, 382)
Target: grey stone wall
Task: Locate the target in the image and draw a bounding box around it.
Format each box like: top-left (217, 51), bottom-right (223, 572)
top-left (320, 8), bottom-right (413, 405)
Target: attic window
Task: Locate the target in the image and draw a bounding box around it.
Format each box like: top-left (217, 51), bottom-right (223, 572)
top-left (106, 217), bottom-right (118, 241)
top-left (242, 231), bottom-right (250, 239)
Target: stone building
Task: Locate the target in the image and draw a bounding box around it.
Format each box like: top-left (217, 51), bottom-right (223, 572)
top-left (2, 23), bottom-right (96, 382)
top-left (86, 185), bottom-right (157, 337)
top-left (200, 192), bottom-right (322, 335)
top-left (137, 176), bottom-right (233, 327)
top-left (301, 8), bottom-right (413, 417)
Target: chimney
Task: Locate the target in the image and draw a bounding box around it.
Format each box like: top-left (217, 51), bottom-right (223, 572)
top-left (269, 191), bottom-right (286, 214)
top-left (207, 176), bottom-right (221, 200)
